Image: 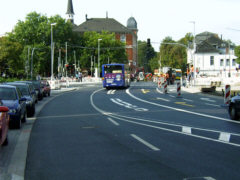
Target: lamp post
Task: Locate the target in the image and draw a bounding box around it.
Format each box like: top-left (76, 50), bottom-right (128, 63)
top-left (190, 21), bottom-right (196, 85)
top-left (51, 23), bottom-right (56, 80)
top-left (31, 47), bottom-right (37, 80)
top-left (98, 39), bottom-right (102, 78)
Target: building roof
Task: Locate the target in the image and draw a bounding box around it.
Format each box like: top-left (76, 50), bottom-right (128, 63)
top-left (74, 18), bottom-right (133, 33)
top-left (66, 0), bottom-right (74, 15)
top-left (127, 17), bottom-right (137, 30)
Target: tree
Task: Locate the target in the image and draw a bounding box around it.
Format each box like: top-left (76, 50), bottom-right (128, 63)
top-left (0, 37), bottom-right (23, 77)
top-left (138, 40), bottom-right (156, 72)
top-left (235, 46), bottom-right (240, 64)
top-left (78, 31), bottom-right (127, 70)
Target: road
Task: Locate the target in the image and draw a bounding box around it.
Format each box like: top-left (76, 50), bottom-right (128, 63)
top-left (25, 82), bottom-right (240, 180)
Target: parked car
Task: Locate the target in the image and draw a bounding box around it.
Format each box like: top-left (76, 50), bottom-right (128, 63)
top-left (17, 81), bottom-right (38, 103)
top-left (29, 80), bottom-right (44, 100)
top-left (229, 94), bottom-right (240, 120)
top-left (0, 85), bottom-right (27, 129)
top-left (6, 82), bottom-right (35, 117)
top-left (0, 101), bottom-right (9, 146)
top-left (41, 80), bottom-right (51, 97)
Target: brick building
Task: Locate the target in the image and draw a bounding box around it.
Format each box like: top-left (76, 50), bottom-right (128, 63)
top-left (66, 0), bottom-right (138, 71)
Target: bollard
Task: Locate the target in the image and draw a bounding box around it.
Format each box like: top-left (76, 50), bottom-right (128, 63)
top-left (158, 78), bottom-right (161, 88)
top-left (224, 84), bottom-right (231, 105)
top-left (176, 82), bottom-right (182, 97)
top-left (164, 81), bottom-right (168, 94)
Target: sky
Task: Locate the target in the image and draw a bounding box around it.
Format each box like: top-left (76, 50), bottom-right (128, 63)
top-left (0, 0), bottom-right (240, 51)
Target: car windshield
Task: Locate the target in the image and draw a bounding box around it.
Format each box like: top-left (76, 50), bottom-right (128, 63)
top-left (16, 85), bottom-right (29, 96)
top-left (32, 81), bottom-right (40, 89)
top-left (0, 87), bottom-right (17, 100)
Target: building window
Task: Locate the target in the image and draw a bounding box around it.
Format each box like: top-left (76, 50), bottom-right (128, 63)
top-left (232, 59), bottom-right (236, 66)
top-left (210, 56), bottom-right (214, 66)
top-left (120, 34), bottom-right (126, 43)
top-left (226, 59), bottom-right (230, 66)
top-left (220, 59), bottom-right (224, 66)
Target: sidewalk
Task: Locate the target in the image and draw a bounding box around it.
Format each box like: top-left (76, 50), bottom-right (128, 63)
top-left (0, 87), bottom-right (78, 180)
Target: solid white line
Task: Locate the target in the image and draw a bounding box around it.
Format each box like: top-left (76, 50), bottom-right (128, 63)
top-left (131, 134), bottom-right (160, 151)
top-left (219, 132), bottom-right (231, 142)
top-left (126, 88), bottom-right (240, 124)
top-left (205, 103), bottom-right (220, 107)
top-left (111, 90), bottom-right (116, 94)
top-left (107, 117), bottom-right (119, 126)
top-left (169, 95), bottom-right (175, 98)
top-left (182, 126), bottom-right (192, 134)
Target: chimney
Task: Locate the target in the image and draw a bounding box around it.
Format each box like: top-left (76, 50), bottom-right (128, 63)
top-left (106, 11), bottom-right (108, 19)
top-left (85, 14), bottom-right (88, 21)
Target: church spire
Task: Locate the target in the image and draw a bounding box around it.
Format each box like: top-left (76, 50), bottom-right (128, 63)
top-left (66, 0), bottom-right (74, 23)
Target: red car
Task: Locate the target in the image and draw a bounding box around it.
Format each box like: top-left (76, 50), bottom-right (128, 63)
top-left (41, 81), bottom-right (51, 97)
top-left (0, 105), bottom-right (10, 146)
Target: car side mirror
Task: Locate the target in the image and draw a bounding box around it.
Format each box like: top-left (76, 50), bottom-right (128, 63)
top-left (0, 106), bottom-right (9, 112)
top-left (20, 97), bottom-right (27, 101)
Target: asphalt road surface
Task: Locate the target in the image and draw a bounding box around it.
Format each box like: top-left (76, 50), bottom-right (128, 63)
top-left (25, 82), bottom-right (240, 180)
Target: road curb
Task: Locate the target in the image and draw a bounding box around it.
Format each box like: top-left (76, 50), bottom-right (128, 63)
top-left (2, 88), bottom-right (77, 180)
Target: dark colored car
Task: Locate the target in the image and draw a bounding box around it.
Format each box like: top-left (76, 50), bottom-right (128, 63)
top-left (6, 82), bottom-right (35, 117)
top-left (229, 94), bottom-right (240, 120)
top-left (41, 80), bottom-right (51, 97)
top-left (17, 81), bottom-right (38, 103)
top-left (0, 85), bottom-right (27, 129)
top-left (0, 101), bottom-right (9, 146)
top-left (30, 80), bottom-right (44, 100)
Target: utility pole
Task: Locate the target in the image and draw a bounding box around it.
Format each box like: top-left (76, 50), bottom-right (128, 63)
top-left (58, 49), bottom-right (61, 78)
top-left (65, 42), bottom-right (68, 77)
top-left (74, 50), bottom-right (76, 76)
top-left (91, 56), bottom-right (93, 77)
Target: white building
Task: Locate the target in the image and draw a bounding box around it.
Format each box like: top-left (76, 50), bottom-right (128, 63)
top-left (187, 32), bottom-right (239, 78)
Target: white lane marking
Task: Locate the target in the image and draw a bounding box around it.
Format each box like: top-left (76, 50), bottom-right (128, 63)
top-left (110, 98), bottom-right (149, 111)
top-left (156, 88), bottom-right (163, 94)
top-left (183, 98), bottom-right (193, 102)
top-left (184, 177), bottom-right (216, 180)
top-left (156, 97), bottom-right (170, 102)
top-left (182, 126), bottom-right (192, 134)
top-left (90, 89), bottom-right (240, 147)
top-left (126, 88), bottom-right (240, 123)
top-left (205, 103), bottom-right (220, 107)
top-left (131, 134), bottom-right (160, 151)
top-left (107, 90), bottom-right (116, 94)
top-left (219, 132), bottom-right (231, 142)
top-left (200, 97), bottom-right (216, 103)
top-left (169, 95), bottom-right (175, 98)
top-left (107, 117), bottom-right (119, 126)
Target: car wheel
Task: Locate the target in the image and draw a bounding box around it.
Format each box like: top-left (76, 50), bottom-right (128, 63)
top-left (48, 92), bottom-right (50, 96)
top-left (2, 136), bottom-right (8, 146)
top-left (229, 104), bottom-right (239, 120)
top-left (29, 105), bottom-right (35, 117)
top-left (16, 118), bottom-right (22, 129)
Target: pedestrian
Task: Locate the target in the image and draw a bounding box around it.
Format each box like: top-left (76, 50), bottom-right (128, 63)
top-left (79, 72), bottom-right (82, 82)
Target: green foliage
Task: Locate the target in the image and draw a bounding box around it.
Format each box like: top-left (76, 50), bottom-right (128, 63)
top-left (235, 46), bottom-right (240, 64)
top-left (79, 31), bottom-right (127, 69)
top-left (137, 40), bottom-right (156, 73)
top-left (159, 35), bottom-right (189, 72)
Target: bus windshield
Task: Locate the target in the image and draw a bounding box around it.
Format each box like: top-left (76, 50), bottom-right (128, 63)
top-left (104, 65), bottom-right (123, 74)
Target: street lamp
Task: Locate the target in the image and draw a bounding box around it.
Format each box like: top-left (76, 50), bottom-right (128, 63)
top-left (98, 39), bottom-right (102, 78)
top-left (31, 47), bottom-right (37, 80)
top-left (190, 21), bottom-right (196, 85)
top-left (51, 23), bottom-right (57, 80)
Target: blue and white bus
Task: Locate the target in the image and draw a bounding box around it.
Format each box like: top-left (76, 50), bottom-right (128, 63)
top-left (102, 63), bottom-right (131, 89)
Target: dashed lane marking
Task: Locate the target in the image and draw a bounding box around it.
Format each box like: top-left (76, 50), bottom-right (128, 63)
top-left (182, 126), bottom-right (192, 134)
top-left (131, 134), bottom-right (160, 151)
top-left (156, 97), bottom-right (170, 102)
top-left (205, 103), bottom-right (220, 107)
top-left (175, 102), bottom-right (194, 107)
top-left (219, 132), bottom-right (231, 142)
top-left (107, 117), bottom-right (119, 126)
